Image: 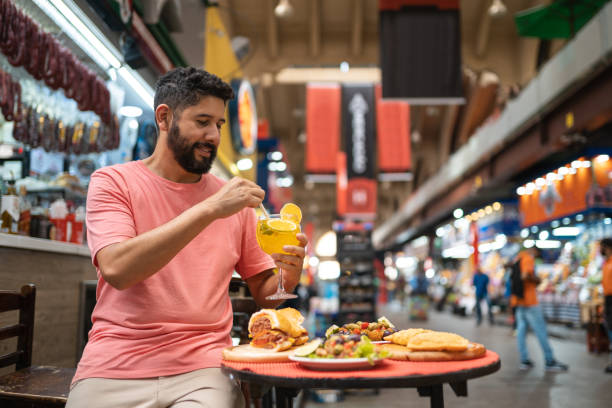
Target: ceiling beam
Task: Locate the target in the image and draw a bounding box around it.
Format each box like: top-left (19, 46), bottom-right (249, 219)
top-left (351, 0), bottom-right (364, 57)
top-left (475, 0), bottom-right (491, 58)
top-left (266, 0), bottom-right (279, 59)
top-left (438, 105), bottom-right (460, 166)
top-left (310, 0), bottom-right (321, 57)
top-left (224, 0), bottom-right (236, 36)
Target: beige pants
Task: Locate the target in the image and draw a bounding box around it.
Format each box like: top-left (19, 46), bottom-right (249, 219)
top-left (66, 368), bottom-right (245, 408)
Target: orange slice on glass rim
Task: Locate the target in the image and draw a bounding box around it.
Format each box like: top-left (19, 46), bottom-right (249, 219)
top-left (280, 203), bottom-right (302, 224)
top-left (266, 219), bottom-right (298, 232)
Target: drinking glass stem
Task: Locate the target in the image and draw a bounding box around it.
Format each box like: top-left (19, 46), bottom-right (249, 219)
top-left (277, 267), bottom-right (285, 293)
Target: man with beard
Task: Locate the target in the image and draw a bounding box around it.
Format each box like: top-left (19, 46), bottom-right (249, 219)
top-left (66, 68), bottom-right (307, 408)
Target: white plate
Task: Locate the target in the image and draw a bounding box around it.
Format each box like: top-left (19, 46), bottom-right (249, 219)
top-left (288, 355), bottom-right (384, 371)
top-left (371, 341), bottom-right (390, 344)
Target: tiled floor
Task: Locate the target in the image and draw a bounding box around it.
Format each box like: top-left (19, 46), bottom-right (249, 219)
top-left (298, 303), bottom-right (612, 408)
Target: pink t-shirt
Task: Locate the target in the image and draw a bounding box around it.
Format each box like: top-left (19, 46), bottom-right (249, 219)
top-left (73, 161), bottom-right (275, 383)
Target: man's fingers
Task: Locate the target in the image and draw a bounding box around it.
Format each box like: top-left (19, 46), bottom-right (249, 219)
top-left (280, 245), bottom-right (305, 258)
top-left (295, 233), bottom-right (308, 247)
top-left (272, 253), bottom-right (300, 267)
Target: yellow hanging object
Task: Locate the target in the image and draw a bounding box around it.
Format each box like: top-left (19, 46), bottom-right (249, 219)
top-left (204, 5), bottom-right (242, 80)
top-left (203, 4), bottom-right (257, 181)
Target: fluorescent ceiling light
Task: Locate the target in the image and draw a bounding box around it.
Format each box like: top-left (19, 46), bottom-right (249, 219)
top-left (236, 158), bottom-right (253, 171)
top-left (315, 231), bottom-right (337, 257)
top-left (552, 227), bottom-right (581, 236)
top-left (118, 67), bottom-right (154, 108)
top-left (318, 261), bottom-right (340, 280)
top-left (536, 240), bottom-right (562, 249)
top-left (118, 106), bottom-right (144, 118)
top-left (34, 0), bottom-right (121, 69)
top-left (34, 0), bottom-right (154, 109)
top-left (276, 67), bottom-right (381, 84)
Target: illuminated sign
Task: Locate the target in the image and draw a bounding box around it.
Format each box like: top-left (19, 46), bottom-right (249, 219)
top-left (229, 79), bottom-right (258, 155)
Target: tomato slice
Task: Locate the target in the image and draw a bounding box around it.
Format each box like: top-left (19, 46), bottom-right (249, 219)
top-left (361, 322), bottom-right (369, 330)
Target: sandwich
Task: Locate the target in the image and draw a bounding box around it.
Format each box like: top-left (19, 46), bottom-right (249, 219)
top-left (248, 307), bottom-right (309, 351)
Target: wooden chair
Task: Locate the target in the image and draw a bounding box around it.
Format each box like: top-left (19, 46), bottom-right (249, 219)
top-left (0, 284), bottom-right (74, 407)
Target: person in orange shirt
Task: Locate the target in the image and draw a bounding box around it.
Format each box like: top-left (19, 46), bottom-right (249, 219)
top-left (601, 238), bottom-right (612, 373)
top-left (514, 247), bottom-right (568, 372)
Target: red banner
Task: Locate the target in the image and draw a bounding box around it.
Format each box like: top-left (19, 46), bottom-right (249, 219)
top-left (306, 84), bottom-right (341, 173)
top-left (346, 178), bottom-right (377, 218)
top-left (379, 0), bottom-right (459, 10)
top-left (377, 99), bottom-right (411, 172)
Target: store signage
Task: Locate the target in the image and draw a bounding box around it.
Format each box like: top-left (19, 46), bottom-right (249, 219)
top-left (519, 159), bottom-right (612, 227)
top-left (341, 84), bottom-right (377, 218)
top-left (342, 85), bottom-right (376, 179)
top-left (305, 83), bottom-right (341, 173)
top-left (229, 79), bottom-right (258, 155)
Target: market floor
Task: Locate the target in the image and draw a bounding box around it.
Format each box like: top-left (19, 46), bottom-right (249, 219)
top-left (299, 302), bottom-right (612, 408)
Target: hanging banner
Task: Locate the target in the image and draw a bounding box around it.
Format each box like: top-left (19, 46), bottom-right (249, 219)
top-left (379, 2), bottom-right (463, 103)
top-left (379, 0), bottom-right (459, 10)
top-left (376, 98), bottom-right (411, 172)
top-left (341, 84), bottom-right (377, 218)
top-left (306, 83), bottom-right (341, 173)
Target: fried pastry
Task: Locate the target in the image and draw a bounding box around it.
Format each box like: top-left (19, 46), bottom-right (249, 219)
top-left (404, 331), bottom-right (469, 352)
top-left (383, 328), bottom-right (432, 345)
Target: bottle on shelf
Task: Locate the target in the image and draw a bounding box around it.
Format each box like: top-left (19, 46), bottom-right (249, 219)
top-left (18, 185), bottom-right (31, 236)
top-left (1, 179), bottom-right (20, 234)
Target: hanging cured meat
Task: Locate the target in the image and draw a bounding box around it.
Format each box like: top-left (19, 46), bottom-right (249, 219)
top-left (0, 0), bottom-right (113, 124)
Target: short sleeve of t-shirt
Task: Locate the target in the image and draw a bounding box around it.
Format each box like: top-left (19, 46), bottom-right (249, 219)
top-left (86, 169), bottom-right (136, 267)
top-left (235, 208), bottom-right (275, 280)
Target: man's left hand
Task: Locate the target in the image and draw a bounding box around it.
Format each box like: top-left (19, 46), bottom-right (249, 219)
top-left (270, 233), bottom-right (308, 288)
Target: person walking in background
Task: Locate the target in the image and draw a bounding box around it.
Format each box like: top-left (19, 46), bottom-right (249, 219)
top-left (473, 269), bottom-right (494, 326)
top-left (409, 263), bottom-right (430, 321)
top-left (503, 263), bottom-right (518, 334)
top-left (513, 247), bottom-right (569, 372)
top-left (600, 238), bottom-right (612, 373)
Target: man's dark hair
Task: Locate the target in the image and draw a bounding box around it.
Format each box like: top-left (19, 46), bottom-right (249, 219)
top-left (153, 67), bottom-right (234, 115)
top-left (602, 238), bottom-right (612, 250)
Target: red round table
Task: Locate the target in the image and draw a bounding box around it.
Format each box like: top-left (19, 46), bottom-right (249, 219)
top-left (222, 350), bottom-right (500, 408)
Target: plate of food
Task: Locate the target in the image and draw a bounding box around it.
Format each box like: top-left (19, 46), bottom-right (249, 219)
top-left (325, 316), bottom-right (397, 341)
top-left (289, 355), bottom-right (384, 371)
top-left (289, 334), bottom-right (387, 371)
top-left (378, 328), bottom-right (486, 361)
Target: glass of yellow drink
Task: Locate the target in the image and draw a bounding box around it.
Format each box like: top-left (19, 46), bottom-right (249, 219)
top-left (256, 214), bottom-right (300, 300)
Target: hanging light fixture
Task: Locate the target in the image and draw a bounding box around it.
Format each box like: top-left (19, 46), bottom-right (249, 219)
top-left (488, 0), bottom-right (507, 18)
top-left (274, 0), bottom-right (294, 18)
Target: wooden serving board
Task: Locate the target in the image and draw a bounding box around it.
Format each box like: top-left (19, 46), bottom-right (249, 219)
top-left (222, 344), bottom-right (301, 363)
top-left (376, 342), bottom-right (486, 362)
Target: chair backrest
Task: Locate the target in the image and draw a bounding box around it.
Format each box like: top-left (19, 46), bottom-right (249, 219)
top-left (231, 297), bottom-right (258, 344)
top-left (0, 284), bottom-right (36, 370)
top-left (229, 278), bottom-right (258, 345)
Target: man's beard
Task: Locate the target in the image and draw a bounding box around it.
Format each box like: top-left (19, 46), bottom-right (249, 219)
top-left (167, 120), bottom-right (217, 175)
